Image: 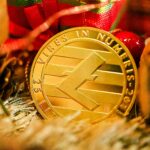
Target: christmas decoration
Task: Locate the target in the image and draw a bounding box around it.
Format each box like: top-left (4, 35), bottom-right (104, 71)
top-left (4, 0), bottom-right (126, 52)
top-left (58, 0), bottom-right (127, 31)
top-left (0, 0), bottom-right (121, 55)
top-left (113, 30), bottom-right (145, 65)
top-left (0, 0), bottom-right (8, 44)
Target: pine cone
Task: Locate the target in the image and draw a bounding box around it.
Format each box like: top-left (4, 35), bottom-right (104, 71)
top-left (0, 51), bottom-right (36, 100)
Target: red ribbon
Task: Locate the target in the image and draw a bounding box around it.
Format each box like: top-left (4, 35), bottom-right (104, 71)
top-left (4, 0), bottom-right (126, 52)
top-left (58, 1), bottom-right (126, 30)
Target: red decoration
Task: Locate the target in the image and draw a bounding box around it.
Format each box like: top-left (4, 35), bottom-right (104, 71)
top-left (58, 0), bottom-right (126, 30)
top-left (114, 31), bottom-right (145, 64)
top-left (4, 0), bottom-right (126, 52)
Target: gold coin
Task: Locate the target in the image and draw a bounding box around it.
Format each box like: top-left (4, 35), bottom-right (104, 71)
top-left (30, 27), bottom-right (137, 122)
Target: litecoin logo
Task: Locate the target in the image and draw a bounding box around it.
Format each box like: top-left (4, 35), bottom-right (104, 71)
top-left (30, 27), bottom-right (137, 122)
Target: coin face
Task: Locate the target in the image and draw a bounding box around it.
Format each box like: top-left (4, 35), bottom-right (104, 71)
top-left (30, 27), bottom-right (137, 122)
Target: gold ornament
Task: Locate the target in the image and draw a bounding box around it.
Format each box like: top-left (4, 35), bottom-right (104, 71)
top-left (30, 27), bottom-right (137, 122)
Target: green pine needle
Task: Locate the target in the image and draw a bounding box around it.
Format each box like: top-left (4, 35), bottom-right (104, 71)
top-left (0, 98), bottom-right (10, 116)
top-left (8, 0), bottom-right (42, 6)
